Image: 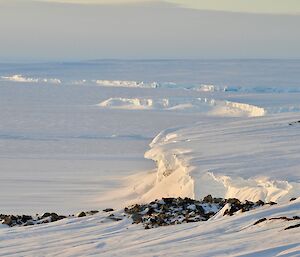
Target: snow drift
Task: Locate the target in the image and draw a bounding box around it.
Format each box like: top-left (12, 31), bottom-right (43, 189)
top-left (142, 114), bottom-right (300, 204)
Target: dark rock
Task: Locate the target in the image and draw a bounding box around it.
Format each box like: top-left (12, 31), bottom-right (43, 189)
top-left (49, 213), bottom-right (59, 222)
top-left (290, 197), bottom-right (297, 202)
top-left (255, 200), bottom-right (265, 206)
top-left (103, 208), bottom-right (114, 212)
top-left (131, 213), bottom-right (143, 224)
top-left (183, 197), bottom-right (195, 204)
top-left (203, 195), bottom-right (213, 203)
top-left (107, 214), bottom-right (122, 221)
top-left (213, 197), bottom-right (223, 204)
top-left (195, 205), bottom-right (205, 214)
top-left (89, 210), bottom-right (99, 214)
top-left (253, 218), bottom-right (267, 225)
top-left (77, 212), bottom-right (86, 218)
top-left (267, 202), bottom-right (277, 206)
top-left (162, 197), bottom-right (175, 204)
top-left (284, 223), bottom-right (300, 230)
top-left (21, 215), bottom-right (32, 223)
top-left (41, 212), bottom-right (51, 219)
top-left (111, 217), bottom-right (122, 221)
top-left (124, 204), bottom-right (141, 214)
top-left (2, 216), bottom-right (16, 226)
top-left (227, 198), bottom-right (241, 205)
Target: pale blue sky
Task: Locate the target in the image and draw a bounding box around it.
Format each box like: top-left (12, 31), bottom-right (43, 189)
top-left (0, 0), bottom-right (299, 61)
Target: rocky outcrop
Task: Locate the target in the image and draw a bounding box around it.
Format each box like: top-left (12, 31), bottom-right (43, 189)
top-left (124, 195), bottom-right (273, 229)
top-left (289, 120), bottom-right (300, 126)
top-left (0, 210), bottom-right (99, 228)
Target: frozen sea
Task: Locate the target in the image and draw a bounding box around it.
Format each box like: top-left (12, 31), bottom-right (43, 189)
top-left (0, 59), bottom-right (300, 214)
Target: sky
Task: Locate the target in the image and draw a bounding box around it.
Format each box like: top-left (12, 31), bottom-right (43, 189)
top-left (38, 0), bottom-right (300, 14)
top-left (0, 0), bottom-right (300, 61)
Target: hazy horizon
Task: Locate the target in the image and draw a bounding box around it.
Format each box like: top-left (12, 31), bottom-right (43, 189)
top-left (1, 0), bottom-right (300, 61)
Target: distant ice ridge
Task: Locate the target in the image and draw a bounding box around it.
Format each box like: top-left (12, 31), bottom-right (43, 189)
top-left (94, 80), bottom-right (159, 88)
top-left (98, 98), bottom-right (169, 109)
top-left (2, 75), bottom-right (300, 92)
top-left (196, 84), bottom-right (227, 92)
top-left (97, 97), bottom-right (266, 117)
top-left (141, 114), bottom-right (300, 204)
top-left (196, 84), bottom-right (300, 93)
top-left (1, 74), bottom-right (61, 84)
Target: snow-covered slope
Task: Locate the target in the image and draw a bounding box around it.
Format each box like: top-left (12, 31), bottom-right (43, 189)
top-left (0, 198), bottom-right (299, 256)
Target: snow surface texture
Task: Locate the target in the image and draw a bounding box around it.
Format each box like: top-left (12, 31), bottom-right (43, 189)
top-left (0, 198), bottom-right (299, 256)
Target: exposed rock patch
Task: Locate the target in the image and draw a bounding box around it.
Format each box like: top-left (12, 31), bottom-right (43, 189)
top-left (1, 210), bottom-right (99, 228)
top-left (284, 223), bottom-right (300, 230)
top-left (76, 212), bottom-right (86, 218)
top-left (289, 120), bottom-right (300, 126)
top-left (253, 216), bottom-right (300, 230)
top-left (124, 195), bottom-right (272, 229)
top-left (253, 218), bottom-right (267, 225)
top-left (103, 208), bottom-right (114, 212)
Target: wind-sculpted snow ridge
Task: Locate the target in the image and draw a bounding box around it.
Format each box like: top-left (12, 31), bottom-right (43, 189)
top-left (143, 114), bottom-right (300, 204)
top-left (1, 74), bottom-right (61, 84)
top-left (98, 98), bottom-right (170, 110)
top-left (97, 97), bottom-right (266, 117)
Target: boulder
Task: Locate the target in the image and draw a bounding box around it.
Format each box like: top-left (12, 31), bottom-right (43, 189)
top-left (203, 195), bottom-right (213, 203)
top-left (21, 215), bottom-right (32, 223)
top-left (49, 213), bottom-right (59, 222)
top-left (41, 213), bottom-right (52, 219)
top-left (131, 213), bottom-right (143, 224)
top-left (2, 216), bottom-right (16, 226)
top-left (76, 212), bottom-right (86, 218)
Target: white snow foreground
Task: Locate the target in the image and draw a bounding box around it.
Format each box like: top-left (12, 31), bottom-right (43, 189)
top-left (0, 199), bottom-right (299, 256)
top-left (141, 114), bottom-right (300, 204)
